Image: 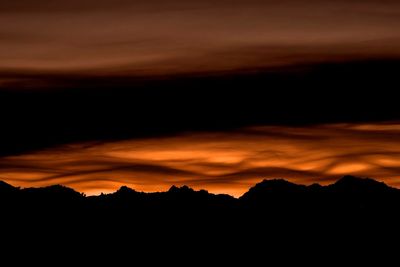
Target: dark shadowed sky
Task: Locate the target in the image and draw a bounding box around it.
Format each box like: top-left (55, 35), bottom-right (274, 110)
top-left (1, 1), bottom-right (400, 195)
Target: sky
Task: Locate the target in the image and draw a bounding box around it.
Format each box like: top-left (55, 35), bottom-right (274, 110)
top-left (3, 122), bottom-right (400, 197)
top-left (1, 0), bottom-right (400, 81)
top-left (1, 0), bottom-right (400, 195)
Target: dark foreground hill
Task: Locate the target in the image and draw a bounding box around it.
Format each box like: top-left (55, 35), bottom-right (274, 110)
top-left (2, 175), bottom-right (399, 214)
top-left (2, 176), bottom-right (399, 262)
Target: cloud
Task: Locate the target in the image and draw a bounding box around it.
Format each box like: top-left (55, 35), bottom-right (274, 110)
top-left (3, 122), bottom-right (400, 196)
top-left (0, 0), bottom-right (400, 80)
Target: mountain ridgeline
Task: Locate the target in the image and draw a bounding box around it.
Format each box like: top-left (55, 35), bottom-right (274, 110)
top-left (2, 175), bottom-right (400, 261)
top-left (1, 175), bottom-right (400, 216)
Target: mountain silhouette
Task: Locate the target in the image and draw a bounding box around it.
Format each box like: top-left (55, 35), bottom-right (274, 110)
top-left (1, 176), bottom-right (399, 261)
top-left (0, 176), bottom-right (399, 206)
top-left (22, 184), bottom-right (85, 199)
top-left (328, 175), bottom-right (394, 193)
top-left (240, 179), bottom-right (307, 200)
top-left (0, 180), bottom-right (17, 194)
top-left (1, 176), bottom-right (400, 216)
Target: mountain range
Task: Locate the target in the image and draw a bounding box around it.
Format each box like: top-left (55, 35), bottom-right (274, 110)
top-left (1, 175), bottom-right (399, 214)
top-left (2, 175), bottom-right (399, 261)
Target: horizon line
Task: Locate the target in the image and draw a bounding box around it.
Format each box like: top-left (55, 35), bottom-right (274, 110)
top-left (0, 175), bottom-right (387, 199)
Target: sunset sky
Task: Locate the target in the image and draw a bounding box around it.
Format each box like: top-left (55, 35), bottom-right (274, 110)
top-left (1, 0), bottom-right (400, 196)
top-left (2, 123), bottom-right (400, 196)
top-left (1, 0), bottom-right (400, 79)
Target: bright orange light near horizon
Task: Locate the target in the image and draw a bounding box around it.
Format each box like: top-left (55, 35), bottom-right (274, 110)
top-left (2, 122), bottom-right (400, 197)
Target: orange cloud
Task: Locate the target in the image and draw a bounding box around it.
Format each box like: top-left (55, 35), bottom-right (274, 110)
top-left (2, 122), bottom-right (400, 197)
top-left (0, 0), bottom-right (400, 79)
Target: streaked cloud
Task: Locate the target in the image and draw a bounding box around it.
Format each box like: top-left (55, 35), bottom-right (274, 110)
top-left (0, 0), bottom-right (400, 81)
top-left (2, 122), bottom-right (400, 196)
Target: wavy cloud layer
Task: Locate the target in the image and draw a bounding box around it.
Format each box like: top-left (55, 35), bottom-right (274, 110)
top-left (0, 0), bottom-right (400, 83)
top-left (2, 122), bottom-right (400, 196)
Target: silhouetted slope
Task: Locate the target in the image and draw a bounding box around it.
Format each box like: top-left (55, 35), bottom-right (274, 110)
top-left (0, 180), bottom-right (17, 195)
top-left (1, 176), bottom-right (399, 222)
top-left (1, 177), bottom-right (400, 262)
top-left (0, 181), bottom-right (18, 208)
top-left (240, 179), bottom-right (307, 200)
top-left (164, 185), bottom-right (235, 208)
top-left (239, 176), bottom-right (400, 214)
top-left (22, 184), bottom-right (84, 199)
top-left (88, 185), bottom-right (236, 217)
top-left (1, 176), bottom-right (400, 211)
top-left (328, 175), bottom-right (394, 193)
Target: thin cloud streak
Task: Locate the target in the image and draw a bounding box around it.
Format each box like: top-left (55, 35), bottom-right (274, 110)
top-left (2, 122), bottom-right (400, 196)
top-left (0, 0), bottom-right (400, 81)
